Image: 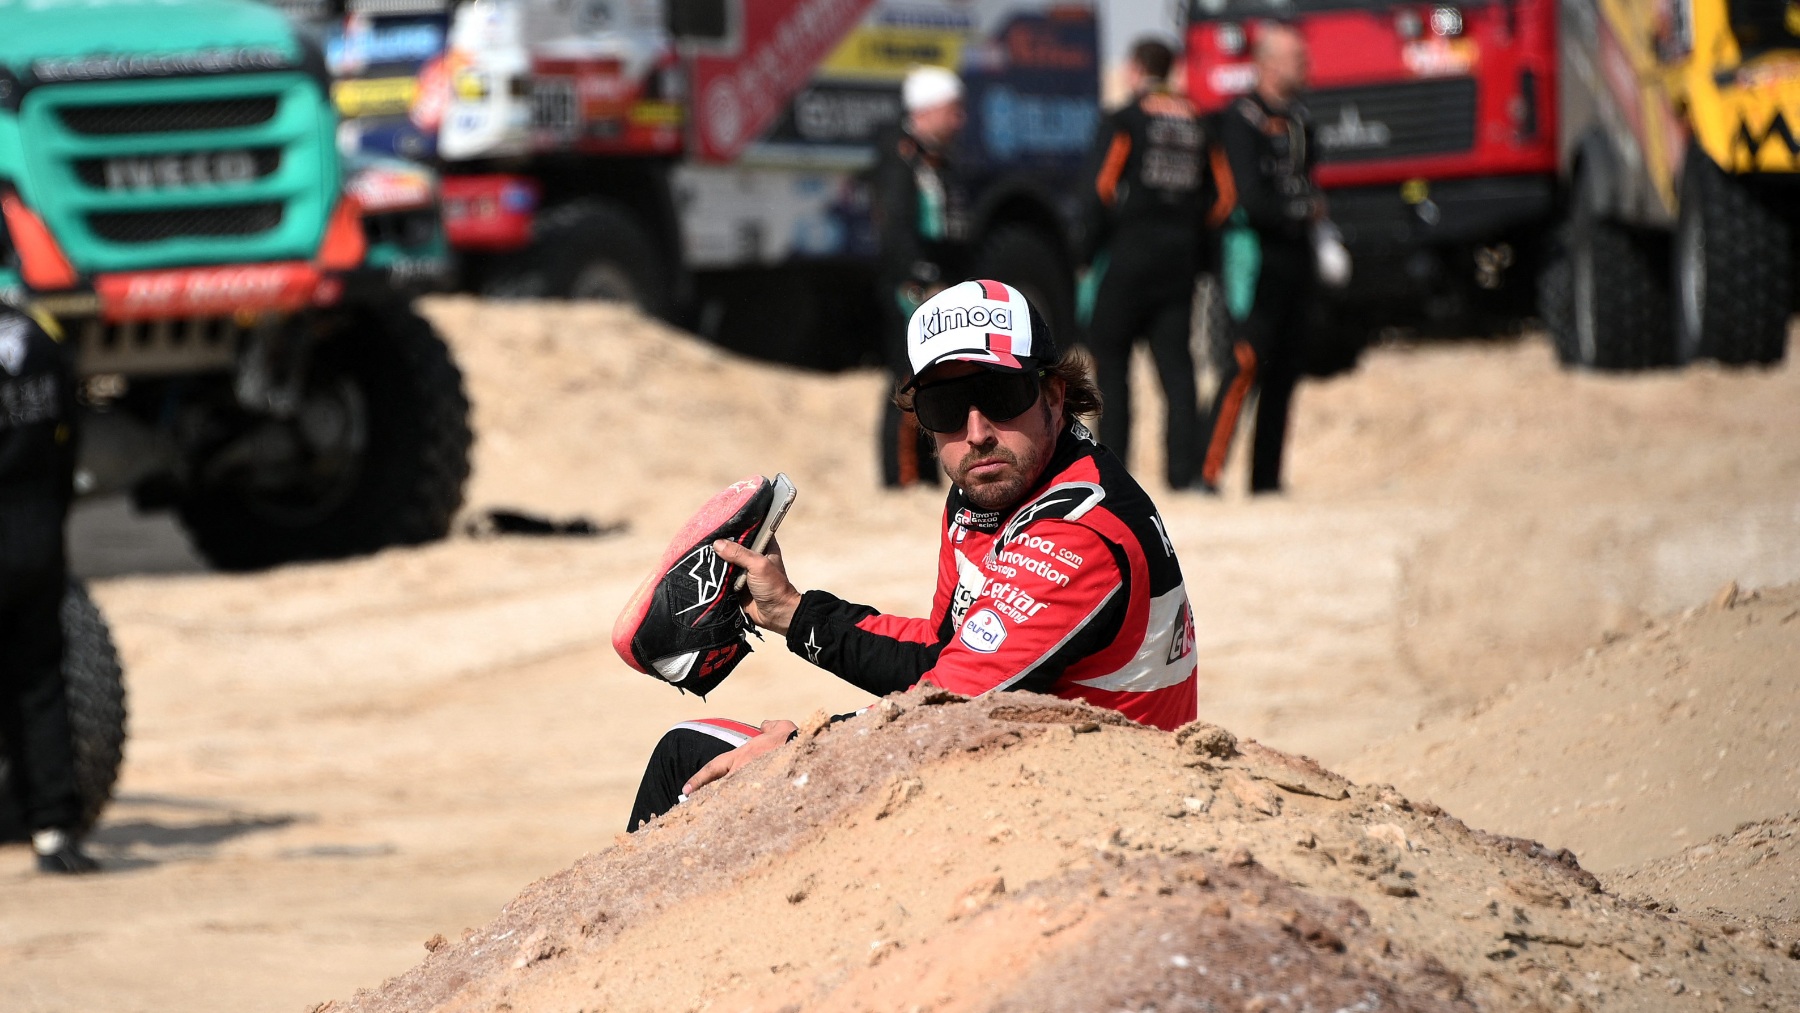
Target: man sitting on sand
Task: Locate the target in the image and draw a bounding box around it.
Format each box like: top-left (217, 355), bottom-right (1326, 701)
top-left (628, 281), bottom-right (1198, 830)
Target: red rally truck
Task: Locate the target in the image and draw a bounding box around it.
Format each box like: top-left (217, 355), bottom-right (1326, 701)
top-left (1183, 0), bottom-right (1560, 359)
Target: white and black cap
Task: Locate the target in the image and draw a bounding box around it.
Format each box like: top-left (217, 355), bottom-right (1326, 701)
top-left (902, 65), bottom-right (964, 112)
top-left (905, 279), bottom-right (1055, 386)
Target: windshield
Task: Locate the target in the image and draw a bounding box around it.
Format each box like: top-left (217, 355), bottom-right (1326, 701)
top-left (1728, 0), bottom-right (1800, 57)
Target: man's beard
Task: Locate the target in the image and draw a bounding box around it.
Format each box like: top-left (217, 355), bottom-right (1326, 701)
top-left (950, 441), bottom-right (1044, 511)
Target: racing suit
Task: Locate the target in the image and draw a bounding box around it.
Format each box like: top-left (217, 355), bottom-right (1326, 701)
top-left (0, 308), bottom-right (83, 835)
top-left (1200, 92), bottom-right (1319, 493)
top-left (1083, 87), bottom-right (1234, 488)
top-left (629, 424), bottom-right (1199, 830)
top-left (872, 123), bottom-right (969, 487)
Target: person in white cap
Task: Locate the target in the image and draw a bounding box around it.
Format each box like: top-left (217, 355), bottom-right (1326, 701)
top-left (624, 283), bottom-right (1200, 827)
top-left (872, 65), bottom-right (970, 488)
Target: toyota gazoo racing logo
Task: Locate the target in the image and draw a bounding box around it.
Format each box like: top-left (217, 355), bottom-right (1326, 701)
top-left (102, 150), bottom-right (261, 192)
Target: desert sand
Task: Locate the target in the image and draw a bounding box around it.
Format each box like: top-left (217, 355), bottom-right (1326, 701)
top-left (3, 299), bottom-right (1797, 1011)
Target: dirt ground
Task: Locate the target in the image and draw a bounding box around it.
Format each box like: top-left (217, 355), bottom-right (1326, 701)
top-left (3, 299), bottom-right (1798, 1012)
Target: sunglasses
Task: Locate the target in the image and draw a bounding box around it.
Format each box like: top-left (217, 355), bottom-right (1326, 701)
top-left (911, 368), bottom-right (1044, 434)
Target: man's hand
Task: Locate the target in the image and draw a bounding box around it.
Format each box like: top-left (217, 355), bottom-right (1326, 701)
top-left (714, 536), bottom-right (801, 635)
top-left (682, 719), bottom-right (799, 796)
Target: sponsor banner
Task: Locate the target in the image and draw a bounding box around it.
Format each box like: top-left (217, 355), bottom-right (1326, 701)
top-left (764, 82), bottom-right (901, 147)
top-left (960, 11), bottom-right (1100, 174)
top-left (689, 0), bottom-right (879, 162)
top-left (817, 23), bottom-right (966, 80)
top-left (96, 263), bottom-right (323, 321)
top-left (328, 15), bottom-right (447, 76)
top-left (335, 76), bottom-right (420, 119)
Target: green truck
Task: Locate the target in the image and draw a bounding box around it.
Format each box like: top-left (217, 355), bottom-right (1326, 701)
top-left (0, 0), bottom-right (471, 570)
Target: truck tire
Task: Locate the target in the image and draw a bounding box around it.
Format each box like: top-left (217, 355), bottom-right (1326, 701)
top-left (178, 303), bottom-right (472, 570)
top-left (1536, 225), bottom-right (1575, 358)
top-left (0, 581), bottom-right (127, 842)
top-left (975, 225), bottom-right (1076, 351)
top-left (1564, 173), bottom-right (1671, 371)
top-left (1673, 147), bottom-right (1792, 365)
top-left (483, 201), bottom-right (673, 318)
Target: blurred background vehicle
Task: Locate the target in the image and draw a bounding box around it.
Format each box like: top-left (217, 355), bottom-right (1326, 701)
top-left (307, 0), bottom-right (1100, 369)
top-left (1184, 0), bottom-right (1560, 373)
top-left (1182, 0), bottom-right (1799, 373)
top-left (1, 0), bottom-right (474, 570)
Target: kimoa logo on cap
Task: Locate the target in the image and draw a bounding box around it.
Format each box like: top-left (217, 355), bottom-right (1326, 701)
top-left (916, 301), bottom-right (1016, 343)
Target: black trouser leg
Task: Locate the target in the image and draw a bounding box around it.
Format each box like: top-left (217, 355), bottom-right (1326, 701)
top-left (1199, 334), bottom-right (1256, 489)
top-left (1250, 361), bottom-right (1297, 493)
top-left (1086, 267), bottom-right (1138, 466)
top-left (1145, 299), bottom-right (1201, 489)
top-left (1247, 259), bottom-right (1311, 494)
top-left (626, 726), bottom-right (744, 832)
top-left (879, 294), bottom-right (937, 488)
top-left (0, 565), bottom-right (81, 833)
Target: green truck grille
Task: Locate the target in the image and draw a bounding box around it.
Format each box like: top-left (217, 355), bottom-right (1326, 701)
top-left (20, 73), bottom-right (338, 272)
top-left (90, 202), bottom-right (285, 242)
top-left (56, 97), bottom-right (280, 136)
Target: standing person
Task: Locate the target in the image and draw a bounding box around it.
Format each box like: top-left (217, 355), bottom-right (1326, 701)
top-left (1198, 23), bottom-right (1322, 495)
top-left (1082, 38), bottom-right (1234, 490)
top-left (872, 65), bottom-right (970, 488)
top-left (0, 307), bottom-right (98, 874)
top-left (626, 281), bottom-right (1199, 830)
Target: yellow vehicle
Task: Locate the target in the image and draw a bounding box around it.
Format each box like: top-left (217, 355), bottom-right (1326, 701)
top-left (1553, 0), bottom-right (1800, 366)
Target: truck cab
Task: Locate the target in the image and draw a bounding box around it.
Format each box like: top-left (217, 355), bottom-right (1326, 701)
top-left (1183, 0), bottom-right (1559, 337)
top-left (0, 0), bottom-right (470, 569)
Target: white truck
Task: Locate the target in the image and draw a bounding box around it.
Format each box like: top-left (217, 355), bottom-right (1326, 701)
top-left (321, 0), bottom-right (1102, 366)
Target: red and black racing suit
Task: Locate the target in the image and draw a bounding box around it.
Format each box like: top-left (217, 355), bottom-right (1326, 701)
top-left (628, 424), bottom-right (1198, 830)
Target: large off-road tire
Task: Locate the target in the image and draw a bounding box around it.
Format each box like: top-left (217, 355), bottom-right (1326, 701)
top-left (177, 302), bottom-right (472, 571)
top-left (0, 581), bottom-right (127, 842)
top-left (481, 200), bottom-right (673, 318)
top-left (1563, 169), bottom-right (1672, 371)
top-left (975, 224), bottom-right (1076, 350)
top-left (1673, 147), bottom-right (1792, 365)
top-left (1536, 225), bottom-right (1574, 355)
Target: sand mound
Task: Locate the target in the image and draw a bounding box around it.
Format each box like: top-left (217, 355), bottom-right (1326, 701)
top-left (1345, 582), bottom-right (1800, 873)
top-left (1610, 814), bottom-right (1800, 939)
top-left (327, 692), bottom-right (1798, 1013)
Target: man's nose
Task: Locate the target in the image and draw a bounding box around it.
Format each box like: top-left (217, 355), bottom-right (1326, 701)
top-left (963, 406), bottom-right (996, 444)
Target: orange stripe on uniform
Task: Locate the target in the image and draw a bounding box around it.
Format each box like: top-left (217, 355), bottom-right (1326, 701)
top-left (1203, 341), bottom-right (1258, 485)
top-left (1207, 144), bottom-right (1237, 227)
top-left (1096, 132), bottom-right (1131, 207)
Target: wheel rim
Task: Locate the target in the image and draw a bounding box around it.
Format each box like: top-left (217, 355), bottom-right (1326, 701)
top-left (570, 261), bottom-right (641, 304)
top-left (1676, 203), bottom-right (1706, 361)
top-left (237, 374), bottom-right (369, 527)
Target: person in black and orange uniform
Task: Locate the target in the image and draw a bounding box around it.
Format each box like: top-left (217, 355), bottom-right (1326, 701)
top-left (1198, 23), bottom-right (1322, 495)
top-left (0, 307), bottom-right (98, 874)
top-left (871, 65), bottom-right (971, 488)
top-left (1082, 38), bottom-right (1234, 490)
